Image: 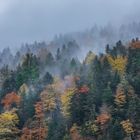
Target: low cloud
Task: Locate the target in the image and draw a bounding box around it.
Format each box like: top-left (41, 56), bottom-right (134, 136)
top-left (0, 0), bottom-right (139, 50)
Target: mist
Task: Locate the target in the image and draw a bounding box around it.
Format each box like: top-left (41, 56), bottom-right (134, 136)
top-left (0, 0), bottom-right (139, 50)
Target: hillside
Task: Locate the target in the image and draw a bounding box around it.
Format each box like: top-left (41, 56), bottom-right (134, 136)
top-left (0, 37), bottom-right (139, 140)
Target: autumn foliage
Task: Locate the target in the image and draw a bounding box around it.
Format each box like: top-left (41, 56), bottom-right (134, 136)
top-left (70, 124), bottom-right (84, 140)
top-left (84, 51), bottom-right (95, 65)
top-left (114, 85), bottom-right (126, 107)
top-left (1, 92), bottom-right (21, 110)
top-left (84, 121), bottom-right (100, 135)
top-left (40, 85), bottom-right (56, 112)
top-left (96, 113), bottom-right (110, 125)
top-left (34, 101), bottom-right (44, 119)
top-left (61, 88), bottom-right (76, 117)
top-left (120, 119), bottom-right (134, 135)
top-left (20, 126), bottom-right (47, 140)
top-left (130, 39), bottom-right (140, 49)
top-left (70, 124), bottom-right (94, 140)
top-left (107, 55), bottom-right (127, 74)
top-left (20, 101), bottom-right (47, 140)
top-left (78, 85), bottom-right (89, 94)
top-left (0, 109), bottom-right (20, 139)
top-left (0, 37), bottom-right (140, 140)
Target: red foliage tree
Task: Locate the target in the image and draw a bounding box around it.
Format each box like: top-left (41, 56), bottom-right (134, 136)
top-left (78, 85), bottom-right (89, 94)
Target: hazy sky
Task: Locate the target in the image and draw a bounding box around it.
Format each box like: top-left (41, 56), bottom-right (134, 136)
top-left (0, 0), bottom-right (139, 49)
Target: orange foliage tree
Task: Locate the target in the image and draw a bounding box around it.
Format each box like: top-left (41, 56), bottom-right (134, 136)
top-left (20, 101), bottom-right (48, 140)
top-left (96, 113), bottom-right (110, 125)
top-left (70, 124), bottom-right (94, 140)
top-left (70, 124), bottom-right (84, 140)
top-left (1, 92), bottom-right (21, 110)
top-left (114, 84), bottom-right (126, 107)
top-left (129, 38), bottom-right (140, 49)
top-left (34, 101), bottom-right (44, 120)
top-left (20, 125), bottom-right (47, 140)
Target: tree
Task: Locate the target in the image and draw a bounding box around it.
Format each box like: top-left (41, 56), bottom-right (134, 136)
top-left (34, 101), bottom-right (44, 120)
top-left (101, 56), bottom-right (111, 88)
top-left (42, 72), bottom-right (53, 85)
top-left (96, 113), bottom-right (110, 125)
top-left (109, 119), bottom-right (124, 140)
top-left (56, 48), bottom-right (61, 60)
top-left (16, 53), bottom-right (39, 88)
top-left (60, 59), bottom-right (70, 78)
top-left (107, 41), bottom-right (127, 57)
top-left (70, 124), bottom-right (82, 140)
top-left (107, 55), bottom-right (127, 75)
top-left (129, 38), bottom-right (140, 49)
top-left (46, 52), bottom-right (54, 66)
top-left (70, 58), bottom-right (77, 73)
top-left (0, 65), bottom-right (11, 81)
top-left (1, 92), bottom-right (21, 110)
top-left (114, 84), bottom-right (126, 107)
top-left (84, 51), bottom-right (95, 65)
top-left (18, 91), bottom-right (37, 127)
top-left (88, 56), bottom-right (103, 107)
top-left (0, 109), bottom-right (20, 140)
top-left (2, 71), bottom-right (17, 95)
top-left (127, 45), bottom-right (140, 95)
top-left (18, 83), bottom-right (29, 96)
top-left (120, 119), bottom-right (134, 136)
top-left (20, 101), bottom-right (47, 140)
top-left (78, 85), bottom-right (89, 94)
top-left (61, 88), bottom-right (76, 118)
top-left (70, 86), bottom-right (90, 126)
top-left (37, 48), bottom-right (52, 69)
top-left (102, 84), bottom-right (113, 105)
top-left (40, 85), bottom-right (56, 113)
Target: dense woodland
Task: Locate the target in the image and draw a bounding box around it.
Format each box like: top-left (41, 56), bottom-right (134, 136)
top-left (0, 34), bottom-right (140, 140)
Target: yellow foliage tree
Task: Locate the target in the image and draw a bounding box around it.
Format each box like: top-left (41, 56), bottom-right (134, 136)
top-left (85, 121), bottom-right (100, 134)
top-left (18, 83), bottom-right (29, 96)
top-left (107, 55), bottom-right (127, 75)
top-left (84, 51), bottom-right (95, 65)
top-left (120, 119), bottom-right (134, 135)
top-left (40, 85), bottom-right (56, 112)
top-left (114, 84), bottom-right (126, 107)
top-left (51, 76), bottom-right (65, 93)
top-left (0, 109), bottom-right (20, 139)
top-left (61, 88), bottom-right (76, 118)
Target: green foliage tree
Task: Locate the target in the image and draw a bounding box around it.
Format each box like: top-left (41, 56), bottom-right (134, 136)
top-left (16, 53), bottom-right (39, 88)
top-left (127, 46), bottom-right (140, 95)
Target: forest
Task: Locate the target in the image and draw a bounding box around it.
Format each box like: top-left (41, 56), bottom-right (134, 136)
top-left (0, 34), bottom-right (139, 140)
